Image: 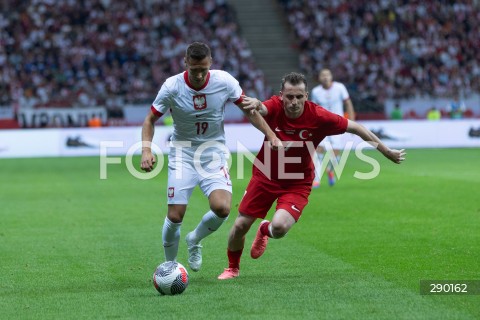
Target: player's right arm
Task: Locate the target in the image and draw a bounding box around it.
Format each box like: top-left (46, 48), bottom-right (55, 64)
top-left (141, 110), bottom-right (161, 172)
top-left (141, 81), bottom-right (172, 171)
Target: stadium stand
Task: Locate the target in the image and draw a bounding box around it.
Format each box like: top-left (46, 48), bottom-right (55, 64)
top-left (278, 0), bottom-right (480, 111)
top-left (0, 0), bottom-right (271, 126)
top-left (2, 0), bottom-right (479, 127)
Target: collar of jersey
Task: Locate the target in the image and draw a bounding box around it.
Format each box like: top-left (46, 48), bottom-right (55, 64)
top-left (184, 71), bottom-right (211, 91)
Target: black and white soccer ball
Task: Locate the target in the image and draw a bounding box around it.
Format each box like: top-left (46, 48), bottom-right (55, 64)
top-left (153, 261), bottom-right (189, 295)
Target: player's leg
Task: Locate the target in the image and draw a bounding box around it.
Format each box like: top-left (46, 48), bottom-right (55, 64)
top-left (313, 145), bottom-right (325, 188)
top-left (218, 213), bottom-right (256, 280)
top-left (186, 159), bottom-right (233, 271)
top-left (163, 204), bottom-right (187, 262)
top-left (251, 210), bottom-right (295, 259)
top-left (186, 189), bottom-right (232, 272)
top-left (251, 185), bottom-right (308, 259)
top-left (162, 148), bottom-right (197, 262)
top-left (219, 176), bottom-right (277, 278)
top-left (188, 189), bottom-right (231, 243)
top-left (251, 213), bottom-right (297, 259)
top-left (327, 135), bottom-right (345, 186)
top-left (324, 148), bottom-right (343, 186)
top-left (260, 209), bottom-right (296, 239)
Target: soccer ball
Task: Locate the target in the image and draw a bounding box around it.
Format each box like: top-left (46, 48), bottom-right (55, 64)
top-left (153, 261), bottom-right (189, 295)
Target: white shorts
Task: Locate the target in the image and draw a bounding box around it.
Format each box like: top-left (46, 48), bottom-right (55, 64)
top-left (166, 143), bottom-right (232, 204)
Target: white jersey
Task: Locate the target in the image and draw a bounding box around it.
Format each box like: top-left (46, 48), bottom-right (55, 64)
top-left (311, 81), bottom-right (349, 116)
top-left (151, 70), bottom-right (243, 146)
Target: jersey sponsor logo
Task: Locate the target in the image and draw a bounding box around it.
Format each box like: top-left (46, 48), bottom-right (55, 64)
top-left (291, 205), bottom-right (300, 213)
top-left (193, 94), bottom-right (207, 110)
top-left (168, 187), bottom-right (175, 198)
top-left (275, 127), bottom-right (295, 134)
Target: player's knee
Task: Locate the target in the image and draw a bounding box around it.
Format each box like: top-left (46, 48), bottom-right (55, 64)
top-left (270, 222), bottom-right (289, 239)
top-left (210, 204), bottom-right (230, 218)
top-left (230, 225), bottom-right (247, 240)
top-left (167, 207), bottom-right (185, 223)
top-left (232, 219), bottom-right (251, 236)
top-left (167, 213), bottom-right (183, 223)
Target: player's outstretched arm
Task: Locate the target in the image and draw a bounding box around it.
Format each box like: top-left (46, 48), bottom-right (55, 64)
top-left (141, 110), bottom-right (160, 172)
top-left (239, 96), bottom-right (268, 116)
top-left (346, 120), bottom-right (406, 164)
top-left (237, 99), bottom-right (281, 150)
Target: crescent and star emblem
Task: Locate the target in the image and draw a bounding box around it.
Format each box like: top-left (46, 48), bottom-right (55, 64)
top-left (299, 130), bottom-right (310, 140)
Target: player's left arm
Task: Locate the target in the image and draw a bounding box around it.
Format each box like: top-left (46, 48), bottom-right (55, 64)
top-left (340, 83), bottom-right (355, 120)
top-left (344, 98), bottom-right (356, 120)
top-left (346, 120), bottom-right (406, 164)
top-left (239, 96), bottom-right (268, 116)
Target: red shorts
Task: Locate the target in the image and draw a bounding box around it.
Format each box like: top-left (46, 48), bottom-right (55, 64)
top-left (238, 175), bottom-right (311, 222)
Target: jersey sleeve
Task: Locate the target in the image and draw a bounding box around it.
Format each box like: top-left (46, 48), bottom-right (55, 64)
top-left (262, 95), bottom-right (281, 121)
top-left (151, 81), bottom-right (173, 117)
top-left (225, 72), bottom-right (244, 105)
top-left (339, 83), bottom-right (350, 101)
top-left (317, 106), bottom-right (348, 135)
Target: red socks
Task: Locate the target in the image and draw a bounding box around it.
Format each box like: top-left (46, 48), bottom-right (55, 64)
top-left (260, 221), bottom-right (272, 237)
top-left (227, 249), bottom-right (243, 269)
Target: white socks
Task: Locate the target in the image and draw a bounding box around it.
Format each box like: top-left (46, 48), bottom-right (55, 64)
top-left (162, 217), bottom-right (181, 261)
top-left (189, 210), bottom-right (227, 243)
top-left (162, 211), bottom-right (227, 261)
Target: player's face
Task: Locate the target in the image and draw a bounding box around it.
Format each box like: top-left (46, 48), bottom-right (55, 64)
top-left (280, 82), bottom-right (308, 119)
top-left (185, 56), bottom-right (212, 88)
top-left (319, 70), bottom-right (333, 88)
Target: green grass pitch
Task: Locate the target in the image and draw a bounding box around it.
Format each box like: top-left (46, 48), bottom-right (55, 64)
top-left (1, 148), bottom-right (479, 319)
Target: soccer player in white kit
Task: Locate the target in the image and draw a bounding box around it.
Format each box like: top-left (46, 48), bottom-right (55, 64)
top-left (310, 68), bottom-right (356, 187)
top-left (141, 42), bottom-right (281, 272)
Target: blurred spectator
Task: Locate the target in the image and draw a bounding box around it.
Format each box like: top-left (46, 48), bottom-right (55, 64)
top-left (405, 109), bottom-right (420, 119)
top-left (88, 116), bottom-right (102, 127)
top-left (1, 0), bottom-right (271, 119)
top-left (0, 83), bottom-right (12, 106)
top-left (446, 94), bottom-right (465, 119)
top-left (390, 103), bottom-right (403, 120)
top-left (426, 107), bottom-right (441, 121)
top-left (18, 88), bottom-right (39, 110)
top-left (279, 1), bottom-right (480, 103)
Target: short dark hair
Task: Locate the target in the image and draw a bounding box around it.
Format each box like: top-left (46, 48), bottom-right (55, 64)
top-left (186, 42), bottom-right (211, 60)
top-left (281, 72), bottom-right (308, 92)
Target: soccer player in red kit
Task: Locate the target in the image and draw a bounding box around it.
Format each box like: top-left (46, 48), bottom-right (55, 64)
top-left (218, 72), bottom-right (406, 279)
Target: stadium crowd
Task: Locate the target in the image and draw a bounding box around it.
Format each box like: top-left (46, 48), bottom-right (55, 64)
top-left (0, 0), bottom-right (271, 114)
top-left (279, 0), bottom-right (480, 102)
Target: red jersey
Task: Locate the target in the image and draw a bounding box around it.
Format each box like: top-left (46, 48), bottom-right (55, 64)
top-left (253, 95), bottom-right (348, 183)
